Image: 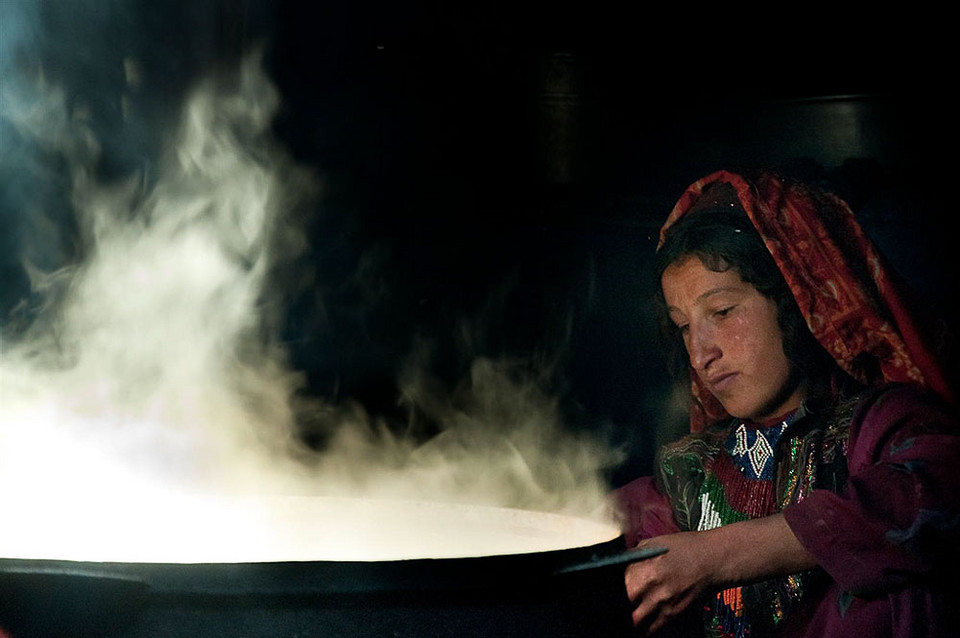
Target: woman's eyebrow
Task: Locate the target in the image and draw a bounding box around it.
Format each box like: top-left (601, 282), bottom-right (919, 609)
top-left (666, 286), bottom-right (744, 315)
top-left (695, 286), bottom-right (742, 304)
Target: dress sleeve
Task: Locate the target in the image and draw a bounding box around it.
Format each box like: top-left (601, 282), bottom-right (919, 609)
top-left (782, 384), bottom-right (960, 595)
top-left (612, 476), bottom-right (682, 548)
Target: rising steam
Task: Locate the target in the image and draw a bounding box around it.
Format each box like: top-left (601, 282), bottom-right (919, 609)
top-left (2, 51), bottom-right (316, 491)
top-left (0, 35), bottom-right (622, 561)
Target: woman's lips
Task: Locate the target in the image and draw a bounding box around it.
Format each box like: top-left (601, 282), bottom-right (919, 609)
top-left (707, 372), bottom-right (738, 394)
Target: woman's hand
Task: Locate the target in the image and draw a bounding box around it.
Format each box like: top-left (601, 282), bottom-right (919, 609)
top-left (624, 513), bottom-right (818, 635)
top-left (625, 531), bottom-right (717, 634)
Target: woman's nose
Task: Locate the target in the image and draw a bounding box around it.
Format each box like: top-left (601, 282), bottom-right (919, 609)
top-left (687, 323), bottom-right (721, 371)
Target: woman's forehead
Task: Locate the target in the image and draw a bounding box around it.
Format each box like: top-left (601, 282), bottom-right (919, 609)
top-left (662, 256), bottom-right (750, 308)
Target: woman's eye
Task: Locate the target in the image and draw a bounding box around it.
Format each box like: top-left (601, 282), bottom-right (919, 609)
top-left (714, 306), bottom-right (735, 318)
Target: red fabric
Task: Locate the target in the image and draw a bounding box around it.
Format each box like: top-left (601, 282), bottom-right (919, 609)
top-left (659, 170), bottom-right (956, 431)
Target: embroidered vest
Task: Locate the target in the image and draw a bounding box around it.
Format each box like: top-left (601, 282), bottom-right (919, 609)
top-left (656, 394), bottom-right (859, 637)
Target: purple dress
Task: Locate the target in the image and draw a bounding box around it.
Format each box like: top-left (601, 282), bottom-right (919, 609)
top-left (616, 384), bottom-right (960, 637)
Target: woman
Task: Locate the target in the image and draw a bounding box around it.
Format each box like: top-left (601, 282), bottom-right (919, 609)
top-left (616, 170), bottom-right (959, 637)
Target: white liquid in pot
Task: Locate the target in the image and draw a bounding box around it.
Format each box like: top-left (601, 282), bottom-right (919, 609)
top-left (1, 495), bottom-right (620, 563)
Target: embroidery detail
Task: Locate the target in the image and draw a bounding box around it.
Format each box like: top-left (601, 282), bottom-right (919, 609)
top-left (657, 396), bottom-right (858, 637)
top-left (699, 416), bottom-right (797, 637)
top-left (698, 492), bottom-right (722, 531)
top-left (728, 421), bottom-right (789, 480)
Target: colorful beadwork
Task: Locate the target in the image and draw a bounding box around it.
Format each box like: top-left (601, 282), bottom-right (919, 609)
top-left (698, 418), bottom-right (794, 636)
top-left (656, 402), bottom-right (852, 637)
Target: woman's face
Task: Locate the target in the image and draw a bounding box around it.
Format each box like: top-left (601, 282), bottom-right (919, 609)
top-left (661, 255), bottom-right (806, 422)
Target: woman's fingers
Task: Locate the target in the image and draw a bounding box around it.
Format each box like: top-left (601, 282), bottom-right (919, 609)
top-left (631, 592), bottom-right (679, 635)
top-left (624, 561), bottom-right (647, 602)
top-left (625, 533), bottom-right (708, 633)
top-left (626, 561), bottom-right (670, 630)
top-left (631, 595), bottom-right (659, 628)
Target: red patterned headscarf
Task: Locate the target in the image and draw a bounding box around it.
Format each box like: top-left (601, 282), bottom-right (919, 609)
top-left (659, 170), bottom-right (956, 431)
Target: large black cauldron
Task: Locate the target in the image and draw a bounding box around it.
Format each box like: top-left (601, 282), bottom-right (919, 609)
top-left (0, 499), bottom-right (645, 638)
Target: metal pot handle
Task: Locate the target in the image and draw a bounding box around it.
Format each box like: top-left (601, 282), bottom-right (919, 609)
top-left (553, 546), bottom-right (667, 575)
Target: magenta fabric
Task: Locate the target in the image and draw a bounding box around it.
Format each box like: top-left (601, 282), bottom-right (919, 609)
top-left (614, 475), bottom-right (681, 549)
top-left (780, 384), bottom-right (960, 637)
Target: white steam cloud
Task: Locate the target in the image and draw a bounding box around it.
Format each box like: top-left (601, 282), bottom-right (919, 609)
top-left (2, 51), bottom-right (315, 491)
top-left (0, 29), bottom-right (622, 561)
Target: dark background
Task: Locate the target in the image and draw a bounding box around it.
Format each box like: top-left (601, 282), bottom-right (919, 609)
top-left (2, 0), bottom-right (955, 483)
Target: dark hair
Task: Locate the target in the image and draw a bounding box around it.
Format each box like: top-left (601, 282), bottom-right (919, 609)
top-left (653, 205), bottom-right (838, 390)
